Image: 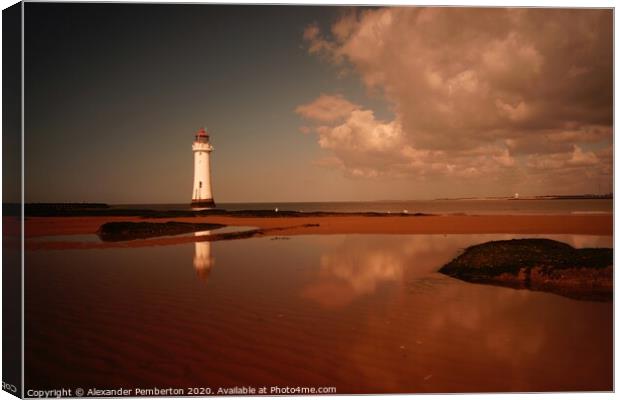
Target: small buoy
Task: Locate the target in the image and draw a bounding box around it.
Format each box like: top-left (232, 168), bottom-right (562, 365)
top-left (275, 208), bottom-right (279, 212)
top-left (403, 209), bottom-right (409, 214)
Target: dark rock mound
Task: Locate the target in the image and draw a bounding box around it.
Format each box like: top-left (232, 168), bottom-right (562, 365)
top-left (98, 221), bottom-right (225, 242)
top-left (439, 239), bottom-right (612, 301)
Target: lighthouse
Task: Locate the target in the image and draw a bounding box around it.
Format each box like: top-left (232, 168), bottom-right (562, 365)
top-left (191, 127), bottom-right (215, 208)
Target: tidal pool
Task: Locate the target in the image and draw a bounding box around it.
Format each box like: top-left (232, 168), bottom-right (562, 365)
top-left (25, 234), bottom-right (612, 393)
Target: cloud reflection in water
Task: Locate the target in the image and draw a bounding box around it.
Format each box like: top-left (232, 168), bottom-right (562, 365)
top-left (301, 234), bottom-right (612, 309)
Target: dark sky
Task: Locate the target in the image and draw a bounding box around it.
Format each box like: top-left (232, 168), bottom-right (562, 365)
top-left (25, 3), bottom-right (373, 203)
top-left (24, 4), bottom-right (612, 203)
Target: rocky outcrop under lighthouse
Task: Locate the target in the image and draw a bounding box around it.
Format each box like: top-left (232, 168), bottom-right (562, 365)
top-left (191, 199), bottom-right (216, 208)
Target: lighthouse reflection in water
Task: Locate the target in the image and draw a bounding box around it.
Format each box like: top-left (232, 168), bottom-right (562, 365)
top-left (193, 231), bottom-right (214, 280)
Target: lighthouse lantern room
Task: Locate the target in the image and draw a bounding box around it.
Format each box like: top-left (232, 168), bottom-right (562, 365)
top-left (191, 127), bottom-right (215, 208)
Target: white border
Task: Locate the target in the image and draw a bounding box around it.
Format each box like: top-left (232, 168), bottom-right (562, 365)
top-left (0, 2), bottom-right (616, 400)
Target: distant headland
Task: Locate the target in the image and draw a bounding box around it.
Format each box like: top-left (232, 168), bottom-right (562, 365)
top-left (435, 193), bottom-right (613, 201)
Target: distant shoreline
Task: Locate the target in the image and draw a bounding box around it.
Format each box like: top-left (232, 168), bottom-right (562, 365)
top-left (434, 194), bottom-right (613, 201)
top-left (3, 197), bottom-right (612, 218)
top-left (14, 194), bottom-right (614, 209)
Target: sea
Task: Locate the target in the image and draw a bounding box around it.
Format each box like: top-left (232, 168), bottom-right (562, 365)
top-left (111, 198), bottom-right (613, 215)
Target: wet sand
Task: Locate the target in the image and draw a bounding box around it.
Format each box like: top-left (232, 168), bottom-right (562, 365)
top-left (21, 213), bottom-right (614, 392)
top-left (25, 234), bottom-right (613, 392)
top-left (23, 213), bottom-right (612, 242)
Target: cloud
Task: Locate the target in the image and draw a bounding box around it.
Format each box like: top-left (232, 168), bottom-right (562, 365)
top-left (295, 94), bottom-right (359, 123)
top-left (567, 145), bottom-right (599, 167)
top-left (297, 8), bottom-right (612, 194)
top-left (316, 108), bottom-right (402, 152)
top-left (299, 102), bottom-right (518, 180)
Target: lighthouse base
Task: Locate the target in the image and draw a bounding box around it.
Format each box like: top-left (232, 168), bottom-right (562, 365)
top-left (191, 199), bottom-right (216, 209)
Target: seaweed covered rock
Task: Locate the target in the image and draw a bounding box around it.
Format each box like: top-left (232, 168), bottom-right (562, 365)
top-left (98, 221), bottom-right (225, 242)
top-left (439, 239), bottom-right (612, 301)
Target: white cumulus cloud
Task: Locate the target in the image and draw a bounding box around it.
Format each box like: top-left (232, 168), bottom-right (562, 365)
top-left (296, 7), bottom-right (612, 195)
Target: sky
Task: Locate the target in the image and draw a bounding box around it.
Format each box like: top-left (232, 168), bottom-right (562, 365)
top-left (24, 4), bottom-right (612, 203)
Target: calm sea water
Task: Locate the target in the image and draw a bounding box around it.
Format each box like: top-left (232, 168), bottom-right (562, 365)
top-left (26, 233), bottom-right (612, 393)
top-left (112, 199), bottom-right (613, 215)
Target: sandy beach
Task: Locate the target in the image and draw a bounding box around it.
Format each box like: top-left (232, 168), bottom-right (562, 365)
top-left (21, 213), bottom-right (613, 251)
top-left (24, 214), bottom-right (613, 236)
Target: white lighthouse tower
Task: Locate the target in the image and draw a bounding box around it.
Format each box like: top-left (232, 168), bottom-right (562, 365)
top-left (191, 127), bottom-right (215, 208)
